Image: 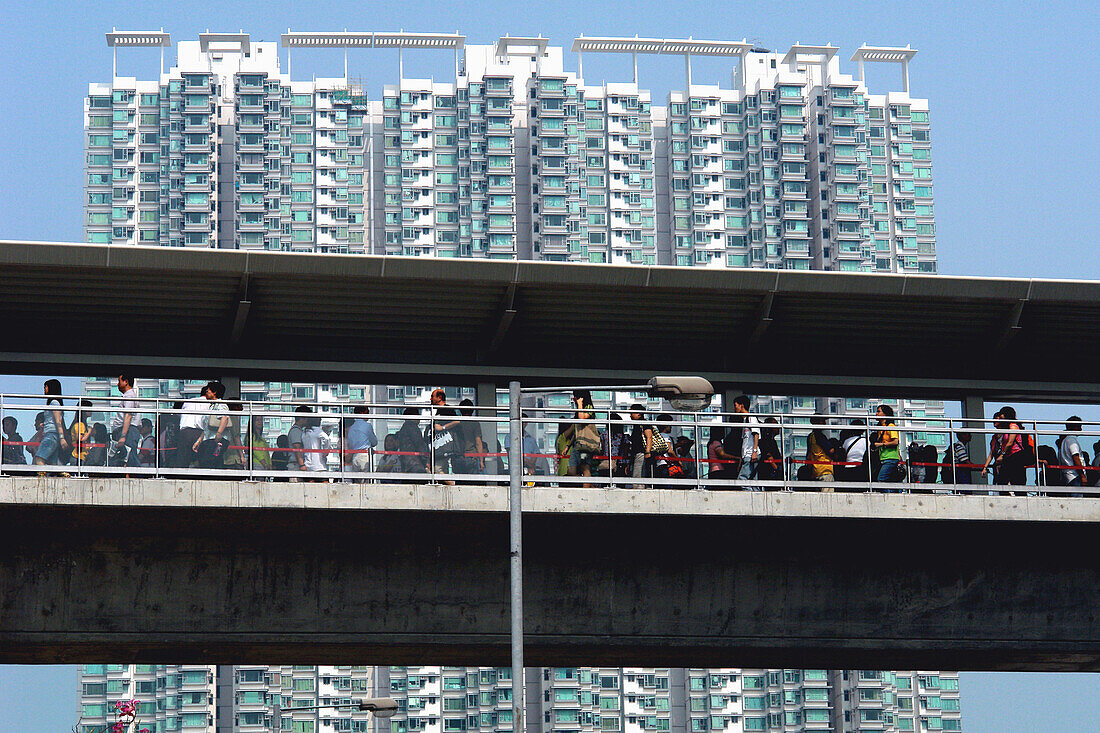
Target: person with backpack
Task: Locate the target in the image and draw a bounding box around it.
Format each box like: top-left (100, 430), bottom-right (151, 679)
top-left (836, 420), bottom-right (869, 484)
top-left (397, 406), bottom-right (429, 475)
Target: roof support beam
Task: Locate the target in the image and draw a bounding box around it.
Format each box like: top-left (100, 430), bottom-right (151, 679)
top-left (747, 290), bottom-right (776, 346)
top-left (995, 299), bottom-right (1027, 353)
top-left (229, 274), bottom-right (251, 346)
top-left (485, 281), bottom-right (518, 356)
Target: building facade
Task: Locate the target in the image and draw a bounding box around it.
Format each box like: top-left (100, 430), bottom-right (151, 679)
top-left (85, 34), bottom-right (935, 274)
top-left (77, 665), bottom-right (961, 733)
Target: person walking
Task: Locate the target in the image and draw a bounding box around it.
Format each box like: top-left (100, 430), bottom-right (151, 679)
top-left (34, 379), bottom-right (71, 472)
top-left (1058, 416), bottom-right (1088, 497)
top-left (872, 405), bottom-right (902, 487)
top-left (346, 405), bottom-right (379, 474)
top-left (732, 395), bottom-right (761, 489)
top-left (110, 373), bottom-right (142, 468)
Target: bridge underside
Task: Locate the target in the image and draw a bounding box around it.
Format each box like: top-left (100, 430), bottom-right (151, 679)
top-left (2, 480), bottom-right (1098, 670)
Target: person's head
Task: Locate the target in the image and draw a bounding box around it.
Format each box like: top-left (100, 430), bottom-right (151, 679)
top-left (656, 413), bottom-right (672, 433)
top-left (459, 398), bottom-right (475, 417)
top-left (202, 381), bottom-right (226, 400)
top-left (810, 414), bottom-right (826, 426)
top-left (402, 406), bottom-right (421, 416)
top-left (2, 416), bottom-right (16, 435)
top-left (732, 395), bottom-right (750, 413)
top-left (876, 404), bottom-right (894, 421)
top-left (957, 432), bottom-right (972, 443)
top-left (117, 373), bottom-right (135, 393)
top-left (675, 436), bottom-right (695, 455)
top-left (1066, 416), bottom-right (1083, 432)
top-left (34, 412), bottom-right (45, 430)
top-left (172, 400), bottom-right (183, 411)
top-left (276, 434), bottom-right (289, 448)
top-left (92, 422), bottom-right (108, 442)
top-left (629, 403), bottom-right (645, 420)
top-left (384, 433), bottom-right (399, 451)
top-left (1000, 406), bottom-right (1017, 422)
top-left (991, 409), bottom-right (1005, 429)
top-left (353, 405), bottom-right (369, 416)
top-left (762, 416), bottom-right (779, 439)
top-left (294, 404), bottom-right (312, 425)
top-left (573, 389), bottom-right (592, 408)
top-left (430, 388), bottom-right (447, 406)
top-left (139, 418), bottom-right (153, 436)
top-left (609, 412), bottom-right (624, 435)
top-left (709, 425), bottom-right (726, 442)
top-left (251, 417), bottom-right (265, 439)
top-left (44, 378), bottom-right (64, 405)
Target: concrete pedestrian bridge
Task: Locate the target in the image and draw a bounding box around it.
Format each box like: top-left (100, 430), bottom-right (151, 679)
top-left (3, 477), bottom-right (1098, 670)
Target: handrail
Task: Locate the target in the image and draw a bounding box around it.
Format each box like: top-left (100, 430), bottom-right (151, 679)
top-left (2, 392), bottom-right (1098, 496)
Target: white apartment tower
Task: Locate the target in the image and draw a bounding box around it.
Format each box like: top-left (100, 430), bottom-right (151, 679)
top-left (86, 32), bottom-right (934, 274)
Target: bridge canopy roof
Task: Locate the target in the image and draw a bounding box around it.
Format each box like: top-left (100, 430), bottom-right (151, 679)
top-left (0, 241), bottom-right (1096, 400)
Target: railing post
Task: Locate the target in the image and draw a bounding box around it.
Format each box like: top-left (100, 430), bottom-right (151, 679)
top-left (694, 413), bottom-right (702, 490)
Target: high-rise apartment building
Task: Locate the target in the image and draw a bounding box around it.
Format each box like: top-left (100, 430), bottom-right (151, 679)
top-left (77, 665), bottom-right (961, 733)
top-left (85, 32), bottom-right (935, 274)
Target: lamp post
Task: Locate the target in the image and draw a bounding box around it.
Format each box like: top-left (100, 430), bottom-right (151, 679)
top-left (506, 376), bottom-right (713, 733)
top-left (269, 698), bottom-right (400, 729)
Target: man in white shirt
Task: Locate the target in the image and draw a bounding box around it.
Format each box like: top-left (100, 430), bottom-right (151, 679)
top-left (110, 373), bottom-right (142, 467)
top-left (733, 395), bottom-right (760, 487)
top-left (1058, 416), bottom-right (1087, 492)
top-left (176, 394), bottom-right (208, 468)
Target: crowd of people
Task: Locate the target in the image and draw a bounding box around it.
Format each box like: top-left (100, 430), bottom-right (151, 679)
top-left (2, 377), bottom-right (1098, 493)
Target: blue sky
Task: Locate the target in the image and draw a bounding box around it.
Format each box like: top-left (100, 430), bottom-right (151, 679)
top-left (1, 1), bottom-right (1099, 730)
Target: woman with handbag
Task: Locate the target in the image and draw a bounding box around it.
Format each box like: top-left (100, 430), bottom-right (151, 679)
top-left (568, 398), bottom-right (602, 485)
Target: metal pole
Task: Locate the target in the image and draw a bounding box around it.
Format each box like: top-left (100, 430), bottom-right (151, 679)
top-left (507, 380), bottom-right (524, 733)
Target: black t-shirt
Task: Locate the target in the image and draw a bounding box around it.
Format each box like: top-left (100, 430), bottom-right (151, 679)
top-left (721, 425), bottom-right (743, 457)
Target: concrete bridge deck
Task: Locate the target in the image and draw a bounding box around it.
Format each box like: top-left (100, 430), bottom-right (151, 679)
top-left (2, 478), bottom-right (1098, 670)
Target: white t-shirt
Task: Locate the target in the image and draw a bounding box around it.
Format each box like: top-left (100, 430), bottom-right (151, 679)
top-left (179, 399), bottom-right (208, 431)
top-left (302, 425), bottom-right (327, 472)
top-left (110, 388), bottom-right (140, 431)
top-left (843, 435), bottom-right (868, 463)
top-left (1059, 434), bottom-right (1083, 485)
top-left (741, 416), bottom-right (761, 461)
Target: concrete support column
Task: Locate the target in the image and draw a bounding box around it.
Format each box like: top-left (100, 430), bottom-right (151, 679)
top-left (722, 388), bottom-right (739, 414)
top-left (477, 381), bottom-right (500, 458)
top-left (220, 376), bottom-right (241, 401)
top-left (961, 395), bottom-right (987, 467)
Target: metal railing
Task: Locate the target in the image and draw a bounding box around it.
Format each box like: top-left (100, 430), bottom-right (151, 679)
top-left (1, 392), bottom-right (1098, 496)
